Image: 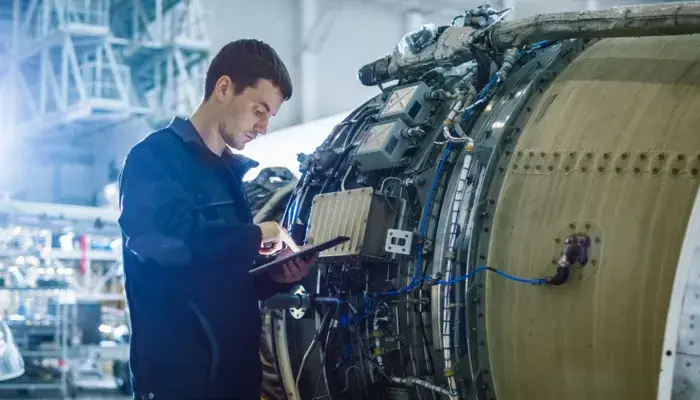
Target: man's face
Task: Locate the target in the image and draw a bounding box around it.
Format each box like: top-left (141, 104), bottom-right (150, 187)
top-left (214, 78), bottom-right (284, 150)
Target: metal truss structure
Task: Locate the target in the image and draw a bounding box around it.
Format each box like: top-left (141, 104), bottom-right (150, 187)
top-left (0, 0), bottom-right (211, 139)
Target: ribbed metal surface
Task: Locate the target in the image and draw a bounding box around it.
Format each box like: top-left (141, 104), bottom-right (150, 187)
top-left (307, 187), bottom-right (395, 259)
top-left (485, 35), bottom-right (700, 400)
top-left (307, 188), bottom-right (373, 257)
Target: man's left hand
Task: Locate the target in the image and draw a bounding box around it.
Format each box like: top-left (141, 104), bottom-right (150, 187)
top-left (269, 247), bottom-right (317, 283)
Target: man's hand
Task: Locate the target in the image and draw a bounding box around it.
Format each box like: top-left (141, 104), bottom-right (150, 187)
top-left (268, 247), bottom-right (318, 284)
top-left (259, 239), bottom-right (284, 256)
top-left (256, 221), bottom-right (300, 255)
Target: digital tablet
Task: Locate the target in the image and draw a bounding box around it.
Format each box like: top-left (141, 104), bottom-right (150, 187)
top-left (248, 236), bottom-right (351, 276)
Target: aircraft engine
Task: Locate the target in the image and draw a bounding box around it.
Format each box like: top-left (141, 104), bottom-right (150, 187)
top-left (259, 3), bottom-right (700, 399)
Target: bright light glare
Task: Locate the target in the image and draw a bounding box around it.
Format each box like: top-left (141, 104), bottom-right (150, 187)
top-left (240, 111), bottom-right (352, 182)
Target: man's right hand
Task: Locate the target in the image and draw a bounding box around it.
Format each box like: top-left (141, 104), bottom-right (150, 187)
top-left (257, 221), bottom-right (283, 243)
top-left (256, 221), bottom-right (300, 254)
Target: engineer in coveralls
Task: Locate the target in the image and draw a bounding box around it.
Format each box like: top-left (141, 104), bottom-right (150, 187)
top-left (117, 39), bottom-right (316, 399)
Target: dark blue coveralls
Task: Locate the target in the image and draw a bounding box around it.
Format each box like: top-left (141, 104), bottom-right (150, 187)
top-left (118, 117), bottom-right (291, 399)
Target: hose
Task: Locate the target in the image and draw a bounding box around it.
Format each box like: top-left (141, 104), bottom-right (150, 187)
top-left (390, 376), bottom-right (458, 397)
top-left (358, 2), bottom-right (700, 86)
top-left (295, 310), bottom-right (332, 396)
top-left (489, 2), bottom-right (700, 50)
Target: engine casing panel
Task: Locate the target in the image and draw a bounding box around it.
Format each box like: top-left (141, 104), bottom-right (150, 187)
top-left (486, 35), bottom-right (700, 400)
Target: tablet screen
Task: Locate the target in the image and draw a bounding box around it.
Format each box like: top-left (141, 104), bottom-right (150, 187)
top-left (248, 236), bottom-right (350, 276)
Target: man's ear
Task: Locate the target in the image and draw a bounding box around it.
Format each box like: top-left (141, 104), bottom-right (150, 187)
top-left (214, 75), bottom-right (232, 100)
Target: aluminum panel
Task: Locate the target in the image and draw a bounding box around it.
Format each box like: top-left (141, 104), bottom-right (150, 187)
top-left (306, 187), bottom-right (396, 259)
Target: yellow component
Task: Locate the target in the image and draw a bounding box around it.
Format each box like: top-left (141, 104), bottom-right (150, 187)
top-left (486, 36), bottom-right (700, 400)
top-left (444, 367), bottom-right (455, 377)
top-left (372, 347), bottom-right (383, 356)
top-left (465, 144), bottom-right (474, 153)
top-left (443, 119), bottom-right (454, 126)
top-left (372, 330), bottom-right (382, 338)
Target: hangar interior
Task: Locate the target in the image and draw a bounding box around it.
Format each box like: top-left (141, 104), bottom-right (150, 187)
top-left (0, 0), bottom-right (699, 399)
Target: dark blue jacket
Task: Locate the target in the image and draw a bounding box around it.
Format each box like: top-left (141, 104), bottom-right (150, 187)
top-left (118, 117), bottom-right (290, 399)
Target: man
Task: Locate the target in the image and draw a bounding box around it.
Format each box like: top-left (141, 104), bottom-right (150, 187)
top-left (118, 39), bottom-right (315, 399)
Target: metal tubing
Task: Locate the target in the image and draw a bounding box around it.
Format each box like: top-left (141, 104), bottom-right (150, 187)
top-left (490, 2), bottom-right (700, 50)
top-left (357, 2), bottom-right (700, 87)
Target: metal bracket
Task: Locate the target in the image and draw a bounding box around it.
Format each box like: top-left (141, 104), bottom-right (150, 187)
top-left (385, 229), bottom-right (413, 255)
top-left (289, 285), bottom-right (308, 320)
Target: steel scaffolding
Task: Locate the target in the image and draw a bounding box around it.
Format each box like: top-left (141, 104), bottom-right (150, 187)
top-left (0, 0), bottom-right (211, 137)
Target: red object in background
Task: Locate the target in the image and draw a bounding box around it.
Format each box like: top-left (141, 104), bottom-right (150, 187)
top-left (80, 234), bottom-right (88, 275)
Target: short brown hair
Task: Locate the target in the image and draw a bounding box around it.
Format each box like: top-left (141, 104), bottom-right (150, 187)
top-left (204, 39), bottom-right (293, 101)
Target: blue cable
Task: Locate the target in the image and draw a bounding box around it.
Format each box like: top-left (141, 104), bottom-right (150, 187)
top-left (516, 39), bottom-right (555, 59)
top-left (530, 40), bottom-right (553, 51)
top-left (378, 143), bottom-right (453, 297)
top-left (380, 72), bottom-right (502, 297)
top-left (435, 265), bottom-right (547, 285)
top-left (354, 266), bottom-right (545, 326)
top-left (379, 43), bottom-right (560, 294)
